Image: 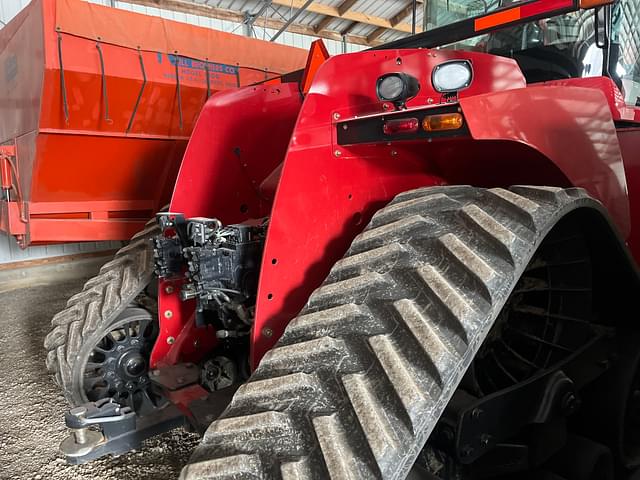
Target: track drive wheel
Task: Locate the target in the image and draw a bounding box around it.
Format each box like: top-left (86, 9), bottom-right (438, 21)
top-left (181, 186), bottom-right (620, 479)
top-left (44, 219), bottom-right (160, 410)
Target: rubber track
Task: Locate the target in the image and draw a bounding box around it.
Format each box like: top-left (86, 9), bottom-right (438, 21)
top-left (183, 186), bottom-right (602, 480)
top-left (44, 219), bottom-right (160, 405)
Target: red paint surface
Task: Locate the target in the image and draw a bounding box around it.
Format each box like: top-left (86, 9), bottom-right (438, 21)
top-left (544, 77), bottom-right (637, 121)
top-left (152, 279), bottom-right (217, 368)
top-left (520, 0), bottom-right (575, 19)
top-left (460, 84), bottom-right (630, 236)
top-left (151, 83), bottom-right (303, 367)
top-left (146, 46), bottom-right (639, 369)
top-left (619, 127), bottom-right (640, 259)
top-left (250, 49), bottom-right (527, 365)
top-left (474, 0), bottom-right (575, 31)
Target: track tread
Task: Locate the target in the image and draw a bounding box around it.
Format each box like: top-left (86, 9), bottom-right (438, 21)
top-left (369, 333), bottom-right (432, 430)
top-left (342, 373), bottom-right (402, 464)
top-left (43, 219), bottom-right (159, 405)
top-left (183, 186), bottom-right (600, 480)
top-left (392, 299), bottom-right (459, 384)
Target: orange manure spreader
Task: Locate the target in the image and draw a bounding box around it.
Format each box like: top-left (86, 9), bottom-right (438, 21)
top-left (0, 0), bottom-right (306, 247)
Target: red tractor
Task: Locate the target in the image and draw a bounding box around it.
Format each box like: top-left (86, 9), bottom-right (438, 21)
top-left (45, 0), bottom-right (640, 478)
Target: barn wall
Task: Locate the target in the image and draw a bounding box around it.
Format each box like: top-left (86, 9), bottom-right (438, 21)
top-left (0, 0), bottom-right (364, 264)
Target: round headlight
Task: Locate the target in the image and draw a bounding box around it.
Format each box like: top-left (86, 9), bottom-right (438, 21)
top-left (376, 73), bottom-right (420, 105)
top-left (377, 75), bottom-right (405, 101)
top-left (432, 61), bottom-right (473, 93)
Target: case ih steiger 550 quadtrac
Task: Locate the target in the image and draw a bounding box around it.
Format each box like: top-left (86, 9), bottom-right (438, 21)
top-left (44, 0), bottom-right (640, 477)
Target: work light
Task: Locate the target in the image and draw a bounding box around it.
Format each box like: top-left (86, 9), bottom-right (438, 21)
top-left (432, 60), bottom-right (473, 93)
top-left (376, 73), bottom-right (420, 106)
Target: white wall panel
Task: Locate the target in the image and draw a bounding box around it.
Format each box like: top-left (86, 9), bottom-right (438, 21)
top-left (0, 0), bottom-right (362, 264)
top-left (0, 0), bottom-right (30, 26)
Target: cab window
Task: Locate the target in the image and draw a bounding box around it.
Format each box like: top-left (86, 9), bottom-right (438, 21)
top-left (615, 0), bottom-right (640, 106)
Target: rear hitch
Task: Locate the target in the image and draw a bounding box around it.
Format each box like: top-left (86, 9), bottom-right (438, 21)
top-left (60, 397), bottom-right (187, 464)
top-left (59, 362), bottom-right (241, 464)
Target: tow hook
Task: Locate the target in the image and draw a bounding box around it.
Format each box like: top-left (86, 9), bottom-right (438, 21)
top-left (59, 362), bottom-right (242, 464)
top-left (59, 397), bottom-right (186, 464)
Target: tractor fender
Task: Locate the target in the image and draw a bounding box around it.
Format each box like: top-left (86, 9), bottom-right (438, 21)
top-left (152, 82), bottom-right (303, 368)
top-left (459, 85), bottom-right (630, 237)
top-left (168, 82), bottom-right (303, 223)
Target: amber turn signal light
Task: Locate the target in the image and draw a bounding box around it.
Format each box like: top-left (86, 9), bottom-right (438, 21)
top-left (422, 113), bottom-right (464, 132)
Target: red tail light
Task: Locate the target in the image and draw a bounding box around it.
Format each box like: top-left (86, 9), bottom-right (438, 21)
top-left (383, 118), bottom-right (419, 135)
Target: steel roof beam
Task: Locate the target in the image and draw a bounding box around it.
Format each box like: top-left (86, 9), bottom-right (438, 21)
top-left (244, 0), bottom-right (272, 27)
top-left (270, 0), bottom-right (419, 34)
top-left (125, 0), bottom-right (389, 46)
top-left (271, 0), bottom-right (315, 41)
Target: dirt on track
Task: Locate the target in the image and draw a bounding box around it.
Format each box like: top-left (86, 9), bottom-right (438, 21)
top-left (0, 277), bottom-right (198, 480)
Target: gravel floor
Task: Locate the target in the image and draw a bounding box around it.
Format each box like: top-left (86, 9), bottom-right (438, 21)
top-left (0, 276), bottom-right (199, 480)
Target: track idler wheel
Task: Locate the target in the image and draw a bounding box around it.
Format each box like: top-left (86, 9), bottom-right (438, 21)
top-left (82, 307), bottom-right (166, 415)
top-left (45, 218), bottom-right (161, 412)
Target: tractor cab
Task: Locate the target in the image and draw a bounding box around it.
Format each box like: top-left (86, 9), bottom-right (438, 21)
top-left (380, 0), bottom-right (640, 112)
top-left (440, 0), bottom-right (639, 97)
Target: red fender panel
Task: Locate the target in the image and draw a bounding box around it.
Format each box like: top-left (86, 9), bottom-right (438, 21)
top-left (152, 83), bottom-right (303, 367)
top-left (459, 85), bottom-right (630, 237)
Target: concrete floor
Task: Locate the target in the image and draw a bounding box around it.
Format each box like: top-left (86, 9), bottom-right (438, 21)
top-left (0, 275), bottom-right (199, 480)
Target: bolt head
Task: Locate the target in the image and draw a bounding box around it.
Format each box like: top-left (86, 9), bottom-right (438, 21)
top-left (334, 149), bottom-right (342, 158)
top-left (461, 445), bottom-right (474, 458)
top-left (333, 112), bottom-right (341, 120)
top-left (167, 336), bottom-right (175, 345)
top-left (262, 328), bottom-right (273, 338)
top-left (164, 285), bottom-right (174, 294)
top-left (562, 392), bottom-right (581, 415)
top-left (164, 310), bottom-right (173, 319)
top-left (106, 371), bottom-right (115, 378)
top-left (125, 381), bottom-right (135, 390)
